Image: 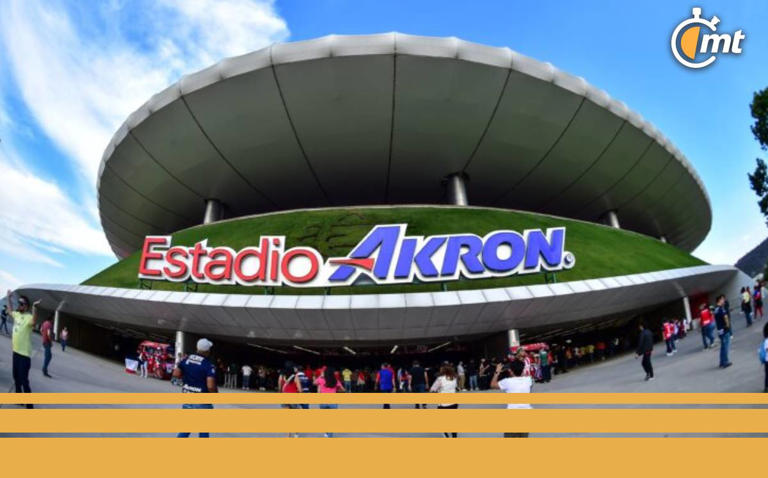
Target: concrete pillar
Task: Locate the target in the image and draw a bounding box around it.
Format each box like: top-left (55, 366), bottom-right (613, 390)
top-left (175, 330), bottom-right (186, 364)
top-left (507, 329), bottom-right (520, 348)
top-left (682, 296), bottom-right (692, 325)
top-left (660, 236), bottom-right (668, 243)
top-left (446, 174), bottom-right (469, 206)
top-left (203, 199), bottom-right (223, 224)
top-left (601, 210), bottom-right (620, 229)
top-left (53, 308), bottom-right (60, 340)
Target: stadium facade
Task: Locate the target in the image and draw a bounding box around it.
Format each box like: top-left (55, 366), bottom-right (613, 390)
top-left (17, 34), bottom-right (749, 357)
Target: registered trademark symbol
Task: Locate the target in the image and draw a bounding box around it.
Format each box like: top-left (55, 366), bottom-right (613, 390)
top-left (563, 252), bottom-right (576, 269)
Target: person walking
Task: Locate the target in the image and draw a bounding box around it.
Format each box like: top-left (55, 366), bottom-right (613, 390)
top-left (539, 347), bottom-right (551, 383)
top-left (40, 315), bottom-right (54, 377)
top-left (635, 322), bottom-right (654, 381)
top-left (742, 287), bottom-right (754, 327)
top-left (662, 319), bottom-right (676, 356)
top-left (699, 303), bottom-right (716, 350)
top-left (467, 359), bottom-right (478, 391)
top-left (754, 283), bottom-right (764, 320)
top-left (456, 361), bottom-right (466, 391)
top-left (60, 326), bottom-right (69, 351)
top-left (760, 323), bottom-right (768, 392)
top-left (342, 367), bottom-right (353, 393)
top-left (173, 338), bottom-right (217, 438)
top-left (714, 295), bottom-right (733, 368)
top-left (278, 363), bottom-right (303, 437)
top-left (409, 360), bottom-right (429, 409)
top-left (314, 366), bottom-right (345, 437)
top-left (430, 363), bottom-right (459, 437)
top-left (7, 291), bottom-right (40, 408)
top-left (0, 304), bottom-right (10, 336)
top-left (137, 347), bottom-right (148, 378)
top-left (376, 362), bottom-right (395, 409)
top-left (478, 358), bottom-right (491, 389)
top-left (491, 360), bottom-right (532, 438)
top-left (398, 366), bottom-right (410, 393)
top-left (241, 363), bottom-right (252, 390)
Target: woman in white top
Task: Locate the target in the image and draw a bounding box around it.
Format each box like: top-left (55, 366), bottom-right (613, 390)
top-left (430, 363), bottom-right (459, 437)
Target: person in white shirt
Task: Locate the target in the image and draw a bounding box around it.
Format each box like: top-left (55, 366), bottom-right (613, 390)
top-left (456, 361), bottom-right (466, 391)
top-left (241, 364), bottom-right (253, 390)
top-left (491, 360), bottom-right (532, 438)
top-left (430, 363), bottom-right (459, 437)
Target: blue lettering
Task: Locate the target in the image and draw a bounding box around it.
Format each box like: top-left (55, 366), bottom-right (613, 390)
top-left (524, 228), bottom-right (565, 270)
top-left (441, 235), bottom-right (484, 276)
top-left (328, 225), bottom-right (401, 281)
top-left (394, 238), bottom-right (418, 278)
top-left (413, 237), bottom-right (446, 278)
top-left (481, 232), bottom-right (525, 273)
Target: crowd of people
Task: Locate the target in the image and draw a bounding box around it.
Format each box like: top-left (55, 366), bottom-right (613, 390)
top-left (6, 281), bottom-right (768, 437)
top-left (206, 339), bottom-right (632, 394)
top-left (636, 281), bottom-right (768, 384)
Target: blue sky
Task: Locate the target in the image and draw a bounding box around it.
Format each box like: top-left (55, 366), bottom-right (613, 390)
top-left (0, 0), bottom-right (766, 292)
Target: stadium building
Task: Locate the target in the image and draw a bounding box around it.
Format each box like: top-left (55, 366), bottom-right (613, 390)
top-left (17, 34), bottom-right (750, 360)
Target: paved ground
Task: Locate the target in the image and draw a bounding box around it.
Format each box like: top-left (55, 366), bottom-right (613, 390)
top-left (0, 309), bottom-right (765, 436)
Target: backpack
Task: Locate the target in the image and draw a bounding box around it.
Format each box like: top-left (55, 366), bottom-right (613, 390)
top-left (759, 342), bottom-right (767, 365)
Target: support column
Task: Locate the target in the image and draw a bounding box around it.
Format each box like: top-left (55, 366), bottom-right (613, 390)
top-left (53, 308), bottom-right (60, 340)
top-left (175, 330), bottom-right (186, 364)
top-left (682, 296), bottom-right (693, 329)
top-left (203, 198), bottom-right (223, 224)
top-left (445, 173), bottom-right (469, 206)
top-left (600, 210), bottom-right (620, 229)
top-left (507, 329), bottom-right (520, 349)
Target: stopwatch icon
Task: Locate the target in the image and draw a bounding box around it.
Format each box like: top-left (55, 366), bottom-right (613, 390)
top-left (670, 7), bottom-right (720, 69)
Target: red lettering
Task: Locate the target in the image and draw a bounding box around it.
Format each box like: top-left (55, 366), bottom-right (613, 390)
top-left (204, 248), bottom-right (234, 281)
top-left (233, 238), bottom-right (269, 283)
top-left (190, 242), bottom-right (207, 279)
top-left (281, 248), bottom-right (320, 284)
top-left (138, 236), bottom-right (168, 277)
top-left (163, 247), bottom-right (189, 279)
top-left (269, 242), bottom-right (279, 281)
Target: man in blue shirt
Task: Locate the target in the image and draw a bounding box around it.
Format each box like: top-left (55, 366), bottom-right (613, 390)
top-left (714, 295), bottom-right (732, 369)
top-left (173, 338), bottom-right (217, 437)
top-left (376, 362), bottom-right (395, 409)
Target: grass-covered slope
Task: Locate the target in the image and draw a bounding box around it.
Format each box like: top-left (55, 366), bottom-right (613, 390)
top-left (84, 207), bottom-right (705, 295)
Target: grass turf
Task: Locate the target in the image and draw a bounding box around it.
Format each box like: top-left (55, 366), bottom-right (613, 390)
top-left (83, 206), bottom-right (705, 295)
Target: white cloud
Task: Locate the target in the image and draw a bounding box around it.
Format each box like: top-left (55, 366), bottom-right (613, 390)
top-left (0, 269), bottom-right (24, 293)
top-left (0, 0), bottom-right (289, 284)
top-left (0, 0), bottom-right (288, 184)
top-left (0, 157), bottom-right (112, 264)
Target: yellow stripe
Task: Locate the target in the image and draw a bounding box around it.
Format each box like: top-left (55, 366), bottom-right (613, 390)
top-left (4, 438), bottom-right (766, 476)
top-left (3, 408), bottom-right (768, 433)
top-left (1, 392), bottom-right (768, 404)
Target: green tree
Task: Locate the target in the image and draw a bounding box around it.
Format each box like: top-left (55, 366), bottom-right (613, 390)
top-left (752, 88), bottom-right (768, 150)
top-left (748, 87), bottom-right (768, 224)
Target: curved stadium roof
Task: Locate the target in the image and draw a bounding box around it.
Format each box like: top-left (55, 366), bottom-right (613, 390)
top-left (97, 33), bottom-right (711, 258)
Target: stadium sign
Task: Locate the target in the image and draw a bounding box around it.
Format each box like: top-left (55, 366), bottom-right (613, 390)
top-left (138, 224), bottom-right (575, 288)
